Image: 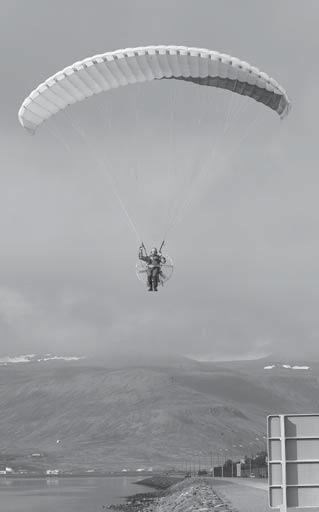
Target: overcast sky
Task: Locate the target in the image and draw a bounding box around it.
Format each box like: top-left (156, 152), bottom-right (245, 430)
top-left (1, 0), bottom-right (319, 362)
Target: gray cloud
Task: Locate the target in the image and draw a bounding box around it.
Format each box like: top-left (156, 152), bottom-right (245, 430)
top-left (1, 0), bottom-right (319, 360)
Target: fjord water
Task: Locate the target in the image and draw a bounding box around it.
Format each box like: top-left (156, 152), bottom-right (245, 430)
top-left (0, 476), bottom-right (151, 512)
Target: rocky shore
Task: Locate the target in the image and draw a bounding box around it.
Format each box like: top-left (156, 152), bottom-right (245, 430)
top-left (135, 475), bottom-right (183, 490)
top-left (105, 477), bottom-right (235, 512)
top-left (104, 491), bottom-right (159, 511)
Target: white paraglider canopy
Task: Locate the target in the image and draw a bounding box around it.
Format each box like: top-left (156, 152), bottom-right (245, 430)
top-left (18, 45), bottom-right (291, 133)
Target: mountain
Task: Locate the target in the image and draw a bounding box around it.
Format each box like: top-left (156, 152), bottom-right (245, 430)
top-left (0, 356), bottom-right (318, 472)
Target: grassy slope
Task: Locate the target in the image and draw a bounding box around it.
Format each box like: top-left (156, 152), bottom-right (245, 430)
top-left (0, 358), bottom-right (318, 470)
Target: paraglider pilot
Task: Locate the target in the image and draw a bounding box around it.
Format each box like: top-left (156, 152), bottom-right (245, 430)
top-left (138, 244), bottom-right (166, 291)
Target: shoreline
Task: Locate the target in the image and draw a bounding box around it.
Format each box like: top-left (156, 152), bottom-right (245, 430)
top-left (104, 476), bottom-right (183, 511)
top-left (0, 472), bottom-right (164, 480)
top-left (105, 476), bottom-right (235, 512)
top-left (134, 475), bottom-right (184, 489)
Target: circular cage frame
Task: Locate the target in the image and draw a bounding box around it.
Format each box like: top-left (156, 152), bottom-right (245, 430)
top-left (136, 256), bottom-right (174, 287)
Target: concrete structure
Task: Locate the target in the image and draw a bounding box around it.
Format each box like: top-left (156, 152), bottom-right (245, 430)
top-left (268, 414), bottom-right (319, 511)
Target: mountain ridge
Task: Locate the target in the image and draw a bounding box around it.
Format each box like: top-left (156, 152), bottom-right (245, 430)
top-left (0, 356), bottom-right (317, 471)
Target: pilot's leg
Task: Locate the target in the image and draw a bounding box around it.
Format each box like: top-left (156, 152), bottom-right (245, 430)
top-left (147, 269), bottom-right (153, 291)
top-left (153, 268), bottom-right (159, 291)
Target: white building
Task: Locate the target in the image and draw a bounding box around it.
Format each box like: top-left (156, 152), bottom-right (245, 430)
top-left (46, 469), bottom-right (60, 476)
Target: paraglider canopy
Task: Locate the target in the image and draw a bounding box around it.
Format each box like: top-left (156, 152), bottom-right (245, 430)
top-left (18, 45), bottom-right (291, 133)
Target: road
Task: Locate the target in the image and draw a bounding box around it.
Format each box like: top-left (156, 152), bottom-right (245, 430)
top-left (211, 477), bottom-right (271, 512)
top-left (219, 477), bottom-right (268, 490)
top-left (211, 477), bottom-right (319, 512)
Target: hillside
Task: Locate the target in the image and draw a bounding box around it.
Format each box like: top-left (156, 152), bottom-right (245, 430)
top-left (0, 356), bottom-right (318, 471)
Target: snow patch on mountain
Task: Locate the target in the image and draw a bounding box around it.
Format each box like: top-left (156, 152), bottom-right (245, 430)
top-left (0, 354), bottom-right (85, 365)
top-left (264, 363), bottom-right (310, 370)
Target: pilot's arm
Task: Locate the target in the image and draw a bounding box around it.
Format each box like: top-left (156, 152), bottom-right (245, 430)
top-left (139, 246), bottom-right (149, 262)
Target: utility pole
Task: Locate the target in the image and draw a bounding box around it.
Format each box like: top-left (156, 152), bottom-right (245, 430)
top-left (231, 452), bottom-right (234, 477)
top-left (219, 453), bottom-right (221, 477)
